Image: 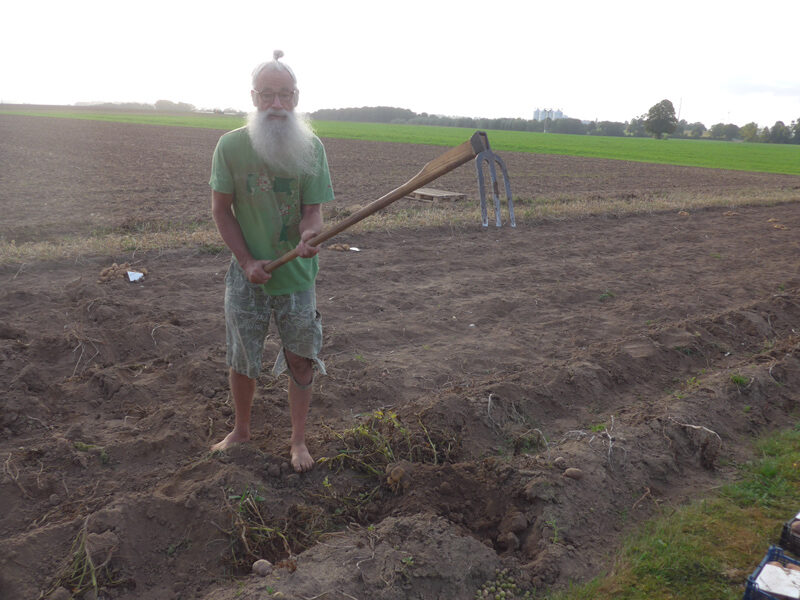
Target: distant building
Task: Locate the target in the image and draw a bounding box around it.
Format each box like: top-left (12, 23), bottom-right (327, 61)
top-left (533, 108), bottom-right (565, 121)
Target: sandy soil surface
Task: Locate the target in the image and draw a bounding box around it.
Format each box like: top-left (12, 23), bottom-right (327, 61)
top-left (2, 114), bottom-right (800, 599)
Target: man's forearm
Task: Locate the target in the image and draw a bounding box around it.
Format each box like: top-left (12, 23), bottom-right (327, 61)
top-left (299, 204), bottom-right (323, 239)
top-left (213, 206), bottom-right (254, 266)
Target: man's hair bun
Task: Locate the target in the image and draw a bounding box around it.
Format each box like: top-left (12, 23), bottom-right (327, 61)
top-left (273, 50), bottom-right (284, 61)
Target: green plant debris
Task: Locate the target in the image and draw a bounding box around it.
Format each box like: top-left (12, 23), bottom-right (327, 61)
top-left (222, 485), bottom-right (330, 570)
top-left (318, 409), bottom-right (459, 477)
top-left (45, 518), bottom-right (123, 598)
top-left (545, 518), bottom-right (560, 544)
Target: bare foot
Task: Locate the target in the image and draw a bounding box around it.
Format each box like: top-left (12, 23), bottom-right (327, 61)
top-left (211, 430), bottom-right (250, 452)
top-left (290, 443), bottom-right (314, 472)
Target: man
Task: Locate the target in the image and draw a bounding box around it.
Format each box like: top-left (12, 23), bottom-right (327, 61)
top-left (208, 50), bottom-right (334, 472)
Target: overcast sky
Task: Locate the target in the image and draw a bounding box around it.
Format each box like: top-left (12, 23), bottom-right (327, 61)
top-left (2, 0), bottom-right (798, 128)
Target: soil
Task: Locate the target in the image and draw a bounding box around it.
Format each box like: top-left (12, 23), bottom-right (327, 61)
top-left (2, 113), bottom-right (800, 600)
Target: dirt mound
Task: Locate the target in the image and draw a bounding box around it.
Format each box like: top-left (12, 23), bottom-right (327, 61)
top-left (2, 115), bottom-right (800, 599)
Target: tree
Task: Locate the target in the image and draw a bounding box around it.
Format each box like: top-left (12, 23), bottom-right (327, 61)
top-left (590, 121), bottom-right (627, 136)
top-left (709, 123), bottom-right (750, 141)
top-left (790, 119), bottom-right (800, 144)
top-left (549, 118), bottom-right (588, 135)
top-left (765, 121), bottom-right (791, 144)
top-left (689, 122), bottom-right (706, 138)
top-left (709, 123), bottom-right (726, 139)
top-left (644, 99), bottom-right (678, 139)
top-left (721, 123), bottom-right (740, 141)
top-left (154, 99), bottom-right (195, 112)
top-left (626, 117), bottom-right (647, 137)
top-left (740, 122), bottom-right (759, 142)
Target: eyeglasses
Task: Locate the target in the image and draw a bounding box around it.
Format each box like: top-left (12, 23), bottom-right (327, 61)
top-left (253, 89), bottom-right (295, 105)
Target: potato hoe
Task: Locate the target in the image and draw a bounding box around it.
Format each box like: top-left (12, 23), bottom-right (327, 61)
top-left (475, 134), bottom-right (516, 228)
top-left (264, 131), bottom-right (513, 274)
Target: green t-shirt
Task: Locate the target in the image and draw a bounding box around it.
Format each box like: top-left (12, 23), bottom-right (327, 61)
top-left (209, 126), bottom-right (334, 295)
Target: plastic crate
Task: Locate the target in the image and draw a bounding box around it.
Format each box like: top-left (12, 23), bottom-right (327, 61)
top-left (781, 518), bottom-right (800, 557)
top-left (744, 545), bottom-right (800, 600)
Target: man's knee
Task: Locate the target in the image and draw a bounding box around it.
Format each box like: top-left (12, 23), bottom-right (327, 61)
top-left (285, 350), bottom-right (313, 386)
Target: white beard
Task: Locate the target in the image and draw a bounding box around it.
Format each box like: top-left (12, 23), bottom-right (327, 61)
top-left (246, 109), bottom-right (318, 176)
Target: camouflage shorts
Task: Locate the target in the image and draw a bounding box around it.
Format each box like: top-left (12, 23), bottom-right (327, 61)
top-left (224, 259), bottom-right (326, 380)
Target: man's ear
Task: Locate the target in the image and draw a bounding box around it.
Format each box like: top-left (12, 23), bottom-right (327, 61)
top-left (293, 89), bottom-right (300, 107)
top-left (251, 90), bottom-right (259, 107)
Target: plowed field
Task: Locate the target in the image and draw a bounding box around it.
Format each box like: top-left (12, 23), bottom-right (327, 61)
top-left (2, 114), bottom-right (800, 599)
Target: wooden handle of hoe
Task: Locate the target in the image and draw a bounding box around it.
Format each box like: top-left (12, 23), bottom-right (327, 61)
top-left (263, 131), bottom-right (490, 273)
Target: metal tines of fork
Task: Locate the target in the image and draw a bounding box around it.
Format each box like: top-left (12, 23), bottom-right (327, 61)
top-left (475, 135), bottom-right (515, 228)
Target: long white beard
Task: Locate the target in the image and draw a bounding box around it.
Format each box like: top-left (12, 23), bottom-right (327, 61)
top-left (247, 109), bottom-right (318, 176)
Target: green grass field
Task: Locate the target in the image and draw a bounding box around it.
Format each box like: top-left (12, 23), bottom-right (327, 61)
top-left (3, 108), bottom-right (800, 176)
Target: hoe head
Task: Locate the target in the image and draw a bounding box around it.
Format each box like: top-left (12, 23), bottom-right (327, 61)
top-left (470, 131), bottom-right (492, 155)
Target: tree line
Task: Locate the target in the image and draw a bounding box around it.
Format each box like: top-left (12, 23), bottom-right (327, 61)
top-left (75, 100), bottom-right (202, 112)
top-left (309, 103), bottom-right (800, 144)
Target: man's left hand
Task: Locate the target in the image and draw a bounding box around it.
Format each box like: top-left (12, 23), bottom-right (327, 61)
top-left (296, 230), bottom-right (320, 258)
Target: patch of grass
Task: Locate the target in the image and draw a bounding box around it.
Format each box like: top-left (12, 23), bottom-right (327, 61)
top-left (730, 373), bottom-right (750, 387)
top-left (0, 224), bottom-right (225, 265)
top-left (599, 290), bottom-right (616, 302)
top-left (312, 122), bottom-right (800, 176)
top-left (545, 424), bottom-right (800, 600)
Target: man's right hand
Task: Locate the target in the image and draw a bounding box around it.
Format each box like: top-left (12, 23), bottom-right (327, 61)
top-left (242, 258), bottom-right (273, 284)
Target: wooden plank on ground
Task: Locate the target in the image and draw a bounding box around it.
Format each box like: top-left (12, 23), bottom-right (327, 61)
top-left (407, 187), bottom-right (466, 202)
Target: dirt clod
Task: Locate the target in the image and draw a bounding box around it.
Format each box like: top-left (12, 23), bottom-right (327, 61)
top-left (252, 559), bottom-right (273, 576)
top-left (48, 587), bottom-right (71, 600)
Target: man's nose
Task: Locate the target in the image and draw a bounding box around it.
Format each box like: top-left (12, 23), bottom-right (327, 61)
top-left (271, 95), bottom-right (285, 109)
